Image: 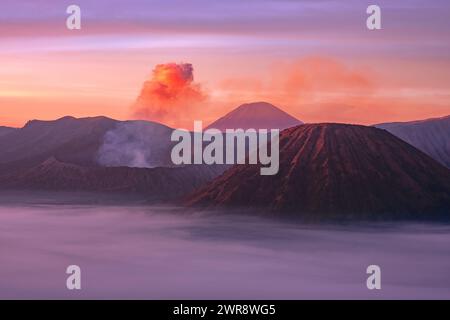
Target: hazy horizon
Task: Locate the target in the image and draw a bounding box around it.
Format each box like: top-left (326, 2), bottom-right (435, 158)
top-left (1, 106), bottom-right (449, 130)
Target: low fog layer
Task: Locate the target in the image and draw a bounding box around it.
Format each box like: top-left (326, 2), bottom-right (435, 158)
top-left (0, 202), bottom-right (449, 299)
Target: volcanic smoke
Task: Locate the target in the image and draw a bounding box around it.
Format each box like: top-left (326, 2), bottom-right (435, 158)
top-left (132, 62), bottom-right (206, 127)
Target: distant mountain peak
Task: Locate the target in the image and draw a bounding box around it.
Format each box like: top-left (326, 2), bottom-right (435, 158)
top-left (234, 101), bottom-right (284, 111)
top-left (206, 101), bottom-right (303, 131)
top-left (57, 116), bottom-right (77, 121)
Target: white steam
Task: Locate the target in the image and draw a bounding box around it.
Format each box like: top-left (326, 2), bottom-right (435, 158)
top-left (97, 121), bottom-right (174, 168)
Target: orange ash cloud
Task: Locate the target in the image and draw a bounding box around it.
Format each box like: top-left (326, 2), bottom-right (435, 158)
top-left (132, 62), bottom-right (207, 128)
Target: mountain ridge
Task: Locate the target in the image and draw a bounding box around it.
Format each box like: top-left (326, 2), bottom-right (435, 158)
top-left (375, 115), bottom-right (450, 168)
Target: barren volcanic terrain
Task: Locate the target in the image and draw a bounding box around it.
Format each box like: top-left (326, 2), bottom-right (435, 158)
top-left (188, 123), bottom-right (450, 219)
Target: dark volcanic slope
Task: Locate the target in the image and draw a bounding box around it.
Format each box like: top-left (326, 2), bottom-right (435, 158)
top-left (187, 124), bottom-right (450, 219)
top-left (0, 157), bottom-right (226, 201)
top-left (206, 102), bottom-right (302, 131)
top-left (0, 116), bottom-right (175, 176)
top-left (0, 116), bottom-right (118, 174)
top-left (375, 115), bottom-right (450, 168)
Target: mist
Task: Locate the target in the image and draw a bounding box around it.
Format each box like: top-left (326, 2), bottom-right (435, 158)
top-left (0, 201), bottom-right (449, 299)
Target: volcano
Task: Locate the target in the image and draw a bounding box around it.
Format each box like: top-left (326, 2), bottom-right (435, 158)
top-left (0, 116), bottom-right (118, 174)
top-left (187, 123), bottom-right (450, 219)
top-left (206, 102), bottom-right (302, 131)
top-left (0, 116), bottom-right (228, 199)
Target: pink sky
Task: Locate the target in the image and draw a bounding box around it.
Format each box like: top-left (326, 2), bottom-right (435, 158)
top-left (1, 0), bottom-right (450, 128)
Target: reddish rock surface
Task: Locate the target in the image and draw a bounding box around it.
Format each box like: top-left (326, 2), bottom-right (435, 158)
top-left (187, 123), bottom-right (450, 219)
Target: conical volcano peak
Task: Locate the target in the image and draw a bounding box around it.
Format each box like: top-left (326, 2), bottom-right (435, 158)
top-left (206, 102), bottom-right (303, 131)
top-left (188, 123), bottom-right (450, 219)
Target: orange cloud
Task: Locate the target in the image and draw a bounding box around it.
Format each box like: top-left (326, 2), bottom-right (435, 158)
top-left (218, 56), bottom-right (440, 124)
top-left (270, 58), bottom-right (450, 124)
top-left (279, 57), bottom-right (374, 98)
top-left (220, 57), bottom-right (374, 103)
top-left (132, 62), bottom-right (207, 128)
